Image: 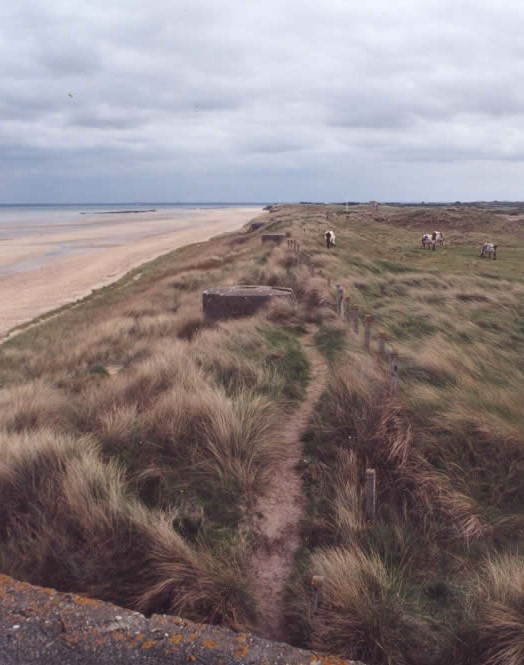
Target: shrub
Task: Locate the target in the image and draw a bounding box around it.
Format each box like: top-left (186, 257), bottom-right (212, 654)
top-left (0, 381), bottom-right (70, 432)
top-left (0, 429), bottom-right (255, 627)
top-left (456, 554), bottom-right (524, 665)
top-left (309, 547), bottom-right (413, 665)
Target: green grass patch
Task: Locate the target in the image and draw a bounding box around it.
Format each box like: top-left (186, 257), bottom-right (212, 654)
top-left (375, 259), bottom-right (422, 274)
top-left (313, 325), bottom-right (347, 361)
top-left (261, 327), bottom-right (310, 399)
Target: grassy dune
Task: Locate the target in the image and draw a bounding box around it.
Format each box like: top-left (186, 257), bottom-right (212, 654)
top-left (0, 203), bottom-right (522, 663)
top-left (0, 220), bottom-right (316, 629)
top-left (276, 204), bottom-right (523, 665)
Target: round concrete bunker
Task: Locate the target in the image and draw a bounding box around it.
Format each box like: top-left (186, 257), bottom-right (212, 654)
top-left (202, 285), bottom-right (296, 320)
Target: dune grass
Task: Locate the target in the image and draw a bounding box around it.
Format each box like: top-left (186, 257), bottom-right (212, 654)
top-left (0, 216), bottom-right (316, 631)
top-left (0, 203), bottom-right (522, 659)
top-left (275, 204), bottom-right (523, 664)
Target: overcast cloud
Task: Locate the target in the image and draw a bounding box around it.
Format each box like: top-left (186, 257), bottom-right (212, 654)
top-left (2, 0), bottom-right (524, 202)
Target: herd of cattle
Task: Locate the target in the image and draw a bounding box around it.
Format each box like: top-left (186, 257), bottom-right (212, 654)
top-left (323, 229), bottom-right (498, 259)
top-left (420, 232), bottom-right (498, 259)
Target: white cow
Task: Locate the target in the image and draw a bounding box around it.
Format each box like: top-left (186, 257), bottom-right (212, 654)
top-left (432, 231), bottom-right (445, 246)
top-left (480, 242), bottom-right (498, 260)
top-left (421, 233), bottom-right (435, 250)
top-left (324, 230), bottom-right (336, 249)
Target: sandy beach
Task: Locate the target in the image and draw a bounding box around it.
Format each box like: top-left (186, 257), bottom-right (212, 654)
top-left (0, 206), bottom-right (263, 339)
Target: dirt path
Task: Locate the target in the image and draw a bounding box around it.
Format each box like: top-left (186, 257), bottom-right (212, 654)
top-left (249, 335), bottom-right (327, 642)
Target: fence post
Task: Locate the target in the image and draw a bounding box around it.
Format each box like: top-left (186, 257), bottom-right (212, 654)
top-left (335, 284), bottom-right (344, 317)
top-left (308, 254), bottom-right (314, 275)
top-left (364, 314), bottom-right (373, 350)
top-left (311, 575), bottom-right (324, 614)
top-left (344, 296), bottom-right (351, 322)
top-left (378, 331), bottom-right (387, 358)
top-left (365, 468), bottom-right (376, 520)
top-left (390, 348), bottom-right (399, 394)
top-left (351, 304), bottom-right (359, 333)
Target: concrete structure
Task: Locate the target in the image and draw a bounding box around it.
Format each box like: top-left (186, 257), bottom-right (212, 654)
top-left (0, 574), bottom-right (365, 665)
top-left (203, 286), bottom-right (296, 320)
top-left (261, 233), bottom-right (287, 244)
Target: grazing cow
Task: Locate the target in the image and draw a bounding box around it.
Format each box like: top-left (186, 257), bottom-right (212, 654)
top-left (324, 230), bottom-right (336, 249)
top-left (432, 231), bottom-right (445, 246)
top-left (421, 233), bottom-right (435, 250)
top-left (480, 242), bottom-right (498, 260)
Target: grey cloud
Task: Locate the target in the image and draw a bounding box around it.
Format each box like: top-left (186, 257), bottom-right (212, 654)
top-left (242, 141), bottom-right (304, 155)
top-left (2, 0), bottom-right (524, 202)
top-left (66, 107), bottom-right (149, 130)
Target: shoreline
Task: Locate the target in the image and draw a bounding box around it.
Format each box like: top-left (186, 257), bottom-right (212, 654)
top-left (1, 206), bottom-right (262, 340)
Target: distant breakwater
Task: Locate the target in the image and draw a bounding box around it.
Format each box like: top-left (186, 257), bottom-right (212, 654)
top-left (80, 209), bottom-right (157, 215)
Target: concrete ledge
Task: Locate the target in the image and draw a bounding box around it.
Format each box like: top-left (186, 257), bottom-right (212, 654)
top-left (0, 574), bottom-right (365, 665)
top-left (261, 233), bottom-right (287, 243)
top-left (203, 285), bottom-right (296, 320)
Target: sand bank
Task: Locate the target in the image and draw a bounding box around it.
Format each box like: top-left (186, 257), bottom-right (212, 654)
top-left (0, 207), bottom-right (263, 339)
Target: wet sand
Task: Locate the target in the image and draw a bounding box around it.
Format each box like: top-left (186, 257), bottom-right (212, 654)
top-left (0, 207), bottom-right (262, 339)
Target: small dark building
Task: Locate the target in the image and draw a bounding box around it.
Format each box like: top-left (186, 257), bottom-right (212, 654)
top-left (202, 285), bottom-right (296, 320)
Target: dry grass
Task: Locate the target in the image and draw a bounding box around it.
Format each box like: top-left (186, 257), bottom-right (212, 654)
top-left (276, 204), bottom-right (523, 663)
top-left (0, 381), bottom-right (71, 432)
top-left (307, 547), bottom-right (428, 665)
top-left (0, 203), bottom-right (522, 657)
top-left (0, 223), bottom-right (316, 630)
top-left (0, 429), bottom-right (255, 624)
top-left (456, 555), bottom-right (524, 665)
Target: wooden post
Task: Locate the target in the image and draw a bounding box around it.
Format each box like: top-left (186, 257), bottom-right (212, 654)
top-left (378, 331), bottom-right (387, 357)
top-left (390, 348), bottom-right (399, 394)
top-left (311, 575), bottom-right (324, 614)
top-left (364, 314), bottom-right (373, 350)
top-left (351, 304), bottom-right (359, 333)
top-left (365, 468), bottom-right (376, 520)
top-left (344, 296), bottom-right (351, 322)
top-left (308, 254), bottom-right (314, 275)
top-left (335, 284), bottom-right (344, 317)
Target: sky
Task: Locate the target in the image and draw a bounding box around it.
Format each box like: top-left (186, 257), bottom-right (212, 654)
top-left (2, 0), bottom-right (524, 203)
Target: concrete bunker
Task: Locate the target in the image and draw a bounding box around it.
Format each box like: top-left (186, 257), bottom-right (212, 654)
top-left (202, 285), bottom-right (296, 320)
top-left (261, 233), bottom-right (288, 243)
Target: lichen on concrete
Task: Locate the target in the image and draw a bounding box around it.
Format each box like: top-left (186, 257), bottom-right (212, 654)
top-left (0, 574), bottom-right (366, 665)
